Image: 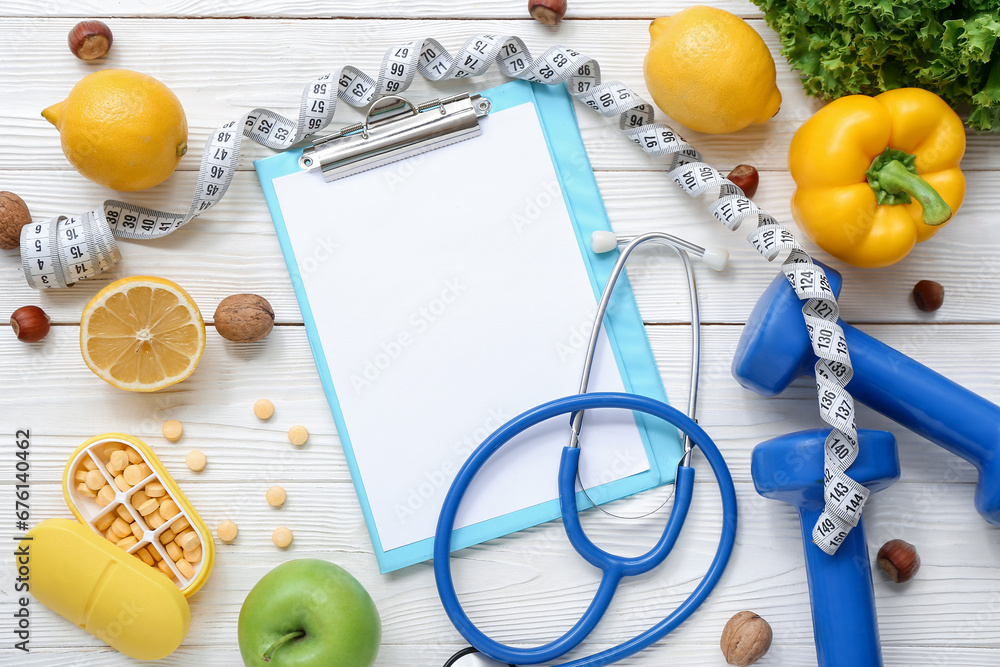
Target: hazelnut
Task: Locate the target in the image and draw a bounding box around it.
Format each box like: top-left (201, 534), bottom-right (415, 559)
top-left (912, 280), bottom-right (944, 312)
top-left (68, 20), bottom-right (113, 60)
top-left (877, 539), bottom-right (920, 583)
top-left (721, 611), bottom-right (772, 666)
top-left (0, 192), bottom-right (32, 250)
top-left (726, 164), bottom-right (759, 199)
top-left (529, 0), bottom-right (567, 25)
top-left (10, 306), bottom-right (50, 343)
top-left (214, 294), bottom-right (274, 342)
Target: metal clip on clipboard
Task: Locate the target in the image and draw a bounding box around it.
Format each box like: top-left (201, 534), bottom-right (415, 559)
top-left (299, 92), bottom-right (492, 181)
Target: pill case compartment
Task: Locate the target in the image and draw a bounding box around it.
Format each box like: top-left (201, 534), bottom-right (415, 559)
top-left (63, 434), bottom-right (214, 597)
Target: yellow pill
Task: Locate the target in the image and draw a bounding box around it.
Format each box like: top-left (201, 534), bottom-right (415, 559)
top-left (147, 511), bottom-right (165, 530)
top-left (185, 450), bottom-right (207, 472)
top-left (287, 425), bottom-right (309, 446)
top-left (111, 517), bottom-right (132, 538)
top-left (172, 516), bottom-right (191, 533)
top-left (159, 499), bottom-right (180, 521)
top-left (123, 465), bottom-right (146, 487)
top-left (74, 468), bottom-right (89, 484)
top-left (97, 484), bottom-right (116, 507)
top-left (175, 530), bottom-right (199, 551)
top-left (138, 499), bottom-right (159, 516)
top-left (150, 545), bottom-right (164, 562)
top-left (162, 419), bottom-right (183, 442)
top-left (131, 490), bottom-right (150, 509)
top-left (266, 486), bottom-right (287, 507)
top-left (85, 469), bottom-right (106, 491)
top-left (272, 526), bottom-right (293, 548)
top-left (137, 463), bottom-right (152, 477)
top-left (159, 528), bottom-right (176, 545)
top-left (116, 505), bottom-right (133, 522)
top-left (175, 557), bottom-right (195, 579)
top-left (110, 450), bottom-right (129, 473)
top-left (165, 540), bottom-right (182, 562)
top-left (157, 559), bottom-right (175, 579)
top-left (183, 545), bottom-right (202, 563)
top-left (130, 521), bottom-right (144, 541)
top-left (125, 447), bottom-right (143, 465)
top-left (101, 442), bottom-right (125, 459)
top-left (115, 535), bottom-right (138, 550)
top-left (76, 482), bottom-right (97, 499)
top-left (113, 474), bottom-right (130, 492)
top-left (254, 398), bottom-right (274, 420)
top-left (94, 513), bottom-right (115, 532)
top-left (80, 457), bottom-right (97, 471)
top-left (145, 481), bottom-right (167, 498)
top-left (137, 547), bottom-right (155, 567)
top-left (104, 527), bottom-right (117, 542)
top-left (217, 520), bottom-right (239, 543)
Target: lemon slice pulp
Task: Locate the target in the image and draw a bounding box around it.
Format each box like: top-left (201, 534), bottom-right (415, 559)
top-left (81, 276), bottom-right (205, 392)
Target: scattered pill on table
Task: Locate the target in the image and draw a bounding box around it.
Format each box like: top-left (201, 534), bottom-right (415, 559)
top-left (272, 526), bottom-right (293, 548)
top-left (266, 486), bottom-right (287, 507)
top-left (186, 450), bottom-right (207, 472)
top-left (162, 419), bottom-right (183, 442)
top-left (217, 520), bottom-right (239, 543)
top-left (254, 398), bottom-right (274, 420)
top-left (288, 425), bottom-right (309, 446)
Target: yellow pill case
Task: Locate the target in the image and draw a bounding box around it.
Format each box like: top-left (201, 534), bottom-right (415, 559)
top-left (23, 433), bottom-right (214, 660)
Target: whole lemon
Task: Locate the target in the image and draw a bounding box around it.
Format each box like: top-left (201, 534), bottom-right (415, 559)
top-left (42, 69), bottom-right (187, 191)
top-left (643, 6), bottom-right (781, 135)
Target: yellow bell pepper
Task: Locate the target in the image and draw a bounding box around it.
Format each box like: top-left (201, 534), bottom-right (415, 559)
top-left (789, 88), bottom-right (966, 268)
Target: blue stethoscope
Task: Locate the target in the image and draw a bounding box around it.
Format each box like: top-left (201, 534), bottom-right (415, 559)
top-left (434, 232), bottom-right (739, 667)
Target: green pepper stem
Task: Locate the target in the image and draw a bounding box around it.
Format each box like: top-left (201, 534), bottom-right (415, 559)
top-left (262, 631), bottom-right (305, 662)
top-left (871, 159), bottom-right (952, 226)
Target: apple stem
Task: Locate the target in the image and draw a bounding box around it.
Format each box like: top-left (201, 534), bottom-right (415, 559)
top-left (262, 631), bottom-right (305, 662)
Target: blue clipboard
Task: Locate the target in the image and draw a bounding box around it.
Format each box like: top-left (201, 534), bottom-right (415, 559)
top-left (255, 80), bottom-right (682, 573)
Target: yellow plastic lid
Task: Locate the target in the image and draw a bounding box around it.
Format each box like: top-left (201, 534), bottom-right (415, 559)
top-left (22, 519), bottom-right (190, 661)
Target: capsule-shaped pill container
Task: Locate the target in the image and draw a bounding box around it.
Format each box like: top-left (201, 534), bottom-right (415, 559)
top-left (24, 433), bottom-right (214, 660)
top-left (63, 433), bottom-right (214, 594)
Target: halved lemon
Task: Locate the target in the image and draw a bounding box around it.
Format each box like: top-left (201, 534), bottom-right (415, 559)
top-left (80, 276), bottom-right (206, 392)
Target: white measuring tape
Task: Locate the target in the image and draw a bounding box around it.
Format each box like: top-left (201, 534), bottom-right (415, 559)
top-left (21, 34), bottom-right (865, 553)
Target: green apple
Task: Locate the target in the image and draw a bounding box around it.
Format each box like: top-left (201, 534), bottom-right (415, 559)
top-left (238, 559), bottom-right (381, 667)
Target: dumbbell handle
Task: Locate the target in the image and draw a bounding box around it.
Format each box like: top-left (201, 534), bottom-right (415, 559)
top-left (795, 508), bottom-right (882, 667)
top-left (834, 322), bottom-right (1000, 520)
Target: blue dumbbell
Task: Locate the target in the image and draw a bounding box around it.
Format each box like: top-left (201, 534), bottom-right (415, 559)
top-left (733, 264), bottom-right (1000, 526)
top-left (753, 428), bottom-right (900, 667)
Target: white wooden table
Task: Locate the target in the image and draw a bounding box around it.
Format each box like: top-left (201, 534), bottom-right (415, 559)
top-left (2, 2), bottom-right (999, 665)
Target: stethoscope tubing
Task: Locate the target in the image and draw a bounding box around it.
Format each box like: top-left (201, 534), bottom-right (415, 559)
top-left (433, 391), bottom-right (738, 666)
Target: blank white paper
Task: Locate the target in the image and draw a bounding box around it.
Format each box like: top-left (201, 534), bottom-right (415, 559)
top-left (272, 102), bottom-right (650, 551)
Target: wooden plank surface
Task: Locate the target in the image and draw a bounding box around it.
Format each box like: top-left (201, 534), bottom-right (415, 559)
top-left (2, 5), bottom-right (999, 667)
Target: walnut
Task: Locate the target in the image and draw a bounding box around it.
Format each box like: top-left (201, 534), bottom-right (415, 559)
top-left (0, 192), bottom-right (32, 250)
top-left (214, 294), bottom-right (274, 342)
top-left (721, 611), bottom-right (772, 666)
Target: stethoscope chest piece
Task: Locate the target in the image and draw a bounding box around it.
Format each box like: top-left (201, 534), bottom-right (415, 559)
top-left (444, 646), bottom-right (515, 667)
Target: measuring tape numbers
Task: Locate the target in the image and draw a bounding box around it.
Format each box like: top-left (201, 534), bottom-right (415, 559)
top-left (21, 34), bottom-right (866, 553)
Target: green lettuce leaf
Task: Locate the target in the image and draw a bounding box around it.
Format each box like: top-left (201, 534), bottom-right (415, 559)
top-left (753, 0), bottom-right (1000, 130)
